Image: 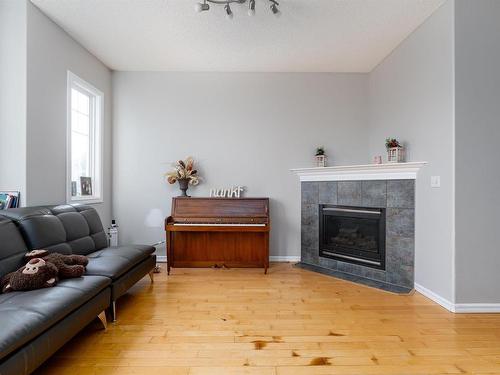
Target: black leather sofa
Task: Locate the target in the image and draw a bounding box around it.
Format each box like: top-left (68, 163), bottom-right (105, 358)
top-left (0, 204), bottom-right (156, 375)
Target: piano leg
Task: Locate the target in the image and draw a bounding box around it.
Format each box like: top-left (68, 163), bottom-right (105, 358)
top-left (264, 232), bottom-right (269, 274)
top-left (166, 230), bottom-right (172, 275)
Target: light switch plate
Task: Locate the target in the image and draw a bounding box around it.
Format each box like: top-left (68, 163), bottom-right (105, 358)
top-left (431, 176), bottom-right (441, 188)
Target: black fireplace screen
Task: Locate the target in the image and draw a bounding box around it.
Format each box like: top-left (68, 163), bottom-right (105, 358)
top-left (319, 205), bottom-right (385, 270)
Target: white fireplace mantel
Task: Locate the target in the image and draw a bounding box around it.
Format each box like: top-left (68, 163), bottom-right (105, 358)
top-left (290, 162), bottom-right (427, 181)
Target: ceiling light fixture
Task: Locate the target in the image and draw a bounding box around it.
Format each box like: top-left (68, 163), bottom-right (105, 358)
top-left (194, 0), bottom-right (280, 19)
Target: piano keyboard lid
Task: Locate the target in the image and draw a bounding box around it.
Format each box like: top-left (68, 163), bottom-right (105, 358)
top-left (173, 223), bottom-right (266, 226)
top-left (171, 197), bottom-right (269, 219)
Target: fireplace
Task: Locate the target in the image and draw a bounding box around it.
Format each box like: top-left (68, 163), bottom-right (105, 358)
top-left (319, 205), bottom-right (386, 270)
top-left (294, 167), bottom-right (421, 292)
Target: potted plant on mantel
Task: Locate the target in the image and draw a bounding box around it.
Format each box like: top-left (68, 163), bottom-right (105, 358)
top-left (166, 157), bottom-right (200, 197)
top-left (315, 147), bottom-right (327, 167)
top-left (385, 138), bottom-right (405, 163)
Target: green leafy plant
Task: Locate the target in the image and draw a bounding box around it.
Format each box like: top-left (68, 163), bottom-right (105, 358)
top-left (315, 147), bottom-right (325, 156)
top-left (385, 138), bottom-right (401, 149)
top-left (166, 157), bottom-right (200, 186)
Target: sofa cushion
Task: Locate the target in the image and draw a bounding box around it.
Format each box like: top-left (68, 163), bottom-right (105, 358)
top-left (0, 204), bottom-right (108, 256)
top-left (0, 218), bottom-right (28, 279)
top-left (130, 244), bottom-right (156, 257)
top-left (85, 245), bottom-right (155, 280)
top-left (0, 275), bottom-right (110, 361)
top-left (80, 210), bottom-right (109, 250)
top-left (19, 215), bottom-right (70, 253)
top-left (57, 212), bottom-right (90, 241)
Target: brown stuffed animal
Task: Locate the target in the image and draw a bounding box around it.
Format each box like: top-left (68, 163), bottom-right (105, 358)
top-left (25, 249), bottom-right (88, 279)
top-left (1, 258), bottom-right (58, 293)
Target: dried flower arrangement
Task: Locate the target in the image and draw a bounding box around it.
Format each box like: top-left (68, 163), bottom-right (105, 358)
top-left (166, 157), bottom-right (200, 196)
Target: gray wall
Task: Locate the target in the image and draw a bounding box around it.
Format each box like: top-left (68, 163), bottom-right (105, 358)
top-left (0, 0), bottom-right (27, 205)
top-left (454, 0), bottom-right (500, 303)
top-left (368, 1), bottom-right (455, 302)
top-left (25, 2), bottom-right (113, 226)
top-left (6, 0), bottom-right (500, 305)
top-left (112, 72), bottom-right (369, 257)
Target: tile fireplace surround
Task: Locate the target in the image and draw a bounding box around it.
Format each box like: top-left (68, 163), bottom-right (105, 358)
top-left (291, 162), bottom-right (426, 294)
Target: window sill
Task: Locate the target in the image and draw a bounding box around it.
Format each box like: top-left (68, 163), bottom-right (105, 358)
top-left (68, 197), bottom-right (104, 205)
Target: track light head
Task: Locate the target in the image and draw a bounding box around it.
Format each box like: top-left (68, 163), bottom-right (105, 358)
top-left (225, 3), bottom-right (233, 19)
top-left (270, 3), bottom-right (280, 15)
top-left (269, 0), bottom-right (280, 16)
top-left (195, 1), bottom-right (210, 12)
top-left (248, 0), bottom-right (256, 16)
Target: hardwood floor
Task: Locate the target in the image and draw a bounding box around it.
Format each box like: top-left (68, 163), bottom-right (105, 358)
top-left (35, 263), bottom-right (500, 375)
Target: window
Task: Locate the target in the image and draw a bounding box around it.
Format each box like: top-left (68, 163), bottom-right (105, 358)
top-left (67, 71), bottom-right (103, 203)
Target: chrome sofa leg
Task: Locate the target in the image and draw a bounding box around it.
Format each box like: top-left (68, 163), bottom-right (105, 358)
top-left (149, 270), bottom-right (154, 283)
top-left (111, 301), bottom-right (117, 322)
top-left (97, 310), bottom-right (107, 330)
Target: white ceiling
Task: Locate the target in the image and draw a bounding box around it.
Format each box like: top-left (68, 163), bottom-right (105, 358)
top-left (31, 0), bottom-right (445, 72)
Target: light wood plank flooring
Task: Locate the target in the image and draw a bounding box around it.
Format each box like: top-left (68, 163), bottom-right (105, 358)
top-left (35, 263), bottom-right (500, 375)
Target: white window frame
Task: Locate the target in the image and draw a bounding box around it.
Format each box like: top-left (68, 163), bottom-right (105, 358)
top-left (66, 71), bottom-right (104, 204)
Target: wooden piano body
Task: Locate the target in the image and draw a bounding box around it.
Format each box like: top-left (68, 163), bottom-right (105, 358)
top-left (165, 197), bottom-right (270, 274)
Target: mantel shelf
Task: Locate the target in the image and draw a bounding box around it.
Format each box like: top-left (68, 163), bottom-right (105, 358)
top-left (290, 162), bottom-right (427, 181)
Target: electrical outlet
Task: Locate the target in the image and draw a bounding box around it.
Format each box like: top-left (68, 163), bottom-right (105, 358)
top-left (431, 176), bottom-right (441, 188)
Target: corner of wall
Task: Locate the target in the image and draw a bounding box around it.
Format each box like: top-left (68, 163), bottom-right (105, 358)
top-left (450, 0), bottom-right (456, 306)
top-left (366, 0), bottom-right (456, 306)
top-left (0, 0), bottom-right (28, 206)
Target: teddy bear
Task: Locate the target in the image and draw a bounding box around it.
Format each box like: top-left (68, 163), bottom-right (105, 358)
top-left (25, 249), bottom-right (89, 279)
top-left (1, 258), bottom-right (58, 293)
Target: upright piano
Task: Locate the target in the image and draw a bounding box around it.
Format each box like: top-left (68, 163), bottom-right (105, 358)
top-left (165, 197), bottom-right (270, 274)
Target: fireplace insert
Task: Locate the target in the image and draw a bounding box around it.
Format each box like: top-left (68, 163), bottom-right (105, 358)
top-left (319, 205), bottom-right (386, 270)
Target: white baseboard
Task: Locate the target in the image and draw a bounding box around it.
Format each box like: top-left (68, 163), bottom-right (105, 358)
top-left (453, 304), bottom-right (500, 313)
top-left (414, 283), bottom-right (455, 312)
top-left (415, 283), bottom-right (500, 313)
top-left (156, 255), bottom-right (167, 263)
top-left (155, 255), bottom-right (300, 263)
top-left (269, 256), bottom-right (301, 262)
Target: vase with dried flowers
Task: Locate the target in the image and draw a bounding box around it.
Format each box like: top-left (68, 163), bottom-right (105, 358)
top-left (385, 138), bottom-right (405, 163)
top-left (315, 146), bottom-right (327, 167)
top-left (166, 157), bottom-right (200, 197)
